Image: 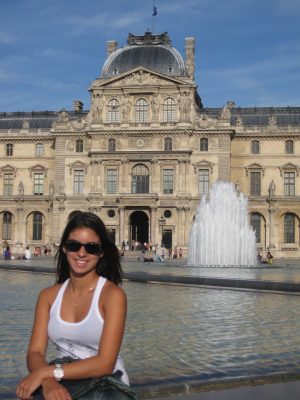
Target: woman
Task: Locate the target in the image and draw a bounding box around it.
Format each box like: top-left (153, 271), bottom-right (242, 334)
top-left (16, 212), bottom-right (135, 400)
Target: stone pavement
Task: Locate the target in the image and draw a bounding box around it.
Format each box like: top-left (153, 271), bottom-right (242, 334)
top-left (148, 378), bottom-right (300, 399)
top-left (1, 256), bottom-right (300, 399)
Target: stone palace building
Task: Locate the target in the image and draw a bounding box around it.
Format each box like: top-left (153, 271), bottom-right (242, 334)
top-left (0, 31), bottom-right (299, 258)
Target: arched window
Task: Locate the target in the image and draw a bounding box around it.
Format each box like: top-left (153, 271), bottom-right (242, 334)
top-left (6, 143), bottom-right (13, 156)
top-left (2, 212), bottom-right (12, 240)
top-left (108, 99), bottom-right (120, 123)
top-left (164, 138), bottom-right (172, 151)
top-left (251, 140), bottom-right (260, 154)
top-left (36, 143), bottom-right (44, 156)
top-left (76, 139), bottom-right (83, 153)
top-left (135, 99), bottom-right (148, 123)
top-left (163, 98), bottom-right (175, 122)
top-left (285, 140), bottom-right (294, 154)
top-left (200, 138), bottom-right (208, 151)
top-left (132, 164), bottom-right (149, 193)
top-left (284, 214), bottom-right (295, 243)
top-left (33, 212), bottom-right (43, 240)
top-left (250, 213), bottom-right (261, 243)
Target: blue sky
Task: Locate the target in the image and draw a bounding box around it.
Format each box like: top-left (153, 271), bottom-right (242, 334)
top-left (1, 0), bottom-right (300, 111)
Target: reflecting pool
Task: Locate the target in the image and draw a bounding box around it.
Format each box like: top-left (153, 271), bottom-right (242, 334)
top-left (1, 270), bottom-right (300, 395)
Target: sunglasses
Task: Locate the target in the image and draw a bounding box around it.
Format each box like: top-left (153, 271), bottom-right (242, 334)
top-left (64, 240), bottom-right (102, 255)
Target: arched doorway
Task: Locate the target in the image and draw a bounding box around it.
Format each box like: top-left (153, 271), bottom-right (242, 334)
top-left (129, 211), bottom-right (149, 244)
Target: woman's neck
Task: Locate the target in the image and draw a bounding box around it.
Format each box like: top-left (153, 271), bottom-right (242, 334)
top-left (68, 273), bottom-right (99, 293)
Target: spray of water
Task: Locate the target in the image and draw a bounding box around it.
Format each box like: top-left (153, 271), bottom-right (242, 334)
top-left (188, 181), bottom-right (257, 267)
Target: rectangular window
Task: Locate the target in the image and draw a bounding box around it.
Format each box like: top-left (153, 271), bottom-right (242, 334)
top-left (108, 139), bottom-right (116, 152)
top-left (284, 215), bottom-right (295, 243)
top-left (73, 170), bottom-right (84, 194)
top-left (34, 173), bottom-right (44, 195)
top-left (284, 172), bottom-right (295, 196)
top-left (250, 172), bottom-right (261, 196)
top-left (107, 169), bottom-right (117, 194)
top-left (164, 138), bottom-right (172, 151)
top-left (36, 143), bottom-right (44, 156)
top-left (198, 169), bottom-right (209, 195)
top-left (2, 212), bottom-right (12, 240)
top-left (3, 173), bottom-right (13, 196)
top-left (163, 169), bottom-right (174, 194)
top-left (286, 140), bottom-right (294, 154)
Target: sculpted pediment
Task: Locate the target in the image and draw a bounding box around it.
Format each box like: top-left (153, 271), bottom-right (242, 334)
top-left (193, 160), bottom-right (214, 173)
top-left (97, 67), bottom-right (187, 88)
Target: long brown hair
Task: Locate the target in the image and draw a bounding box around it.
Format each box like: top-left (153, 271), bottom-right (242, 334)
top-left (55, 212), bottom-right (122, 284)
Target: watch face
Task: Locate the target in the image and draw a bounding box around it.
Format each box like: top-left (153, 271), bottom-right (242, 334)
top-left (54, 365), bottom-right (64, 380)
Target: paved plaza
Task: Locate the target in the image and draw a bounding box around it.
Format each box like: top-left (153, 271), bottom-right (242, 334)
top-left (1, 255), bottom-right (300, 399)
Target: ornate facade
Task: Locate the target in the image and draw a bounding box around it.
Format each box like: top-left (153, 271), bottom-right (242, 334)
top-left (0, 32), bottom-right (299, 257)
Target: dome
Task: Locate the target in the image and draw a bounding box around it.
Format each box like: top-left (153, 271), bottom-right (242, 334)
top-left (101, 32), bottom-right (186, 78)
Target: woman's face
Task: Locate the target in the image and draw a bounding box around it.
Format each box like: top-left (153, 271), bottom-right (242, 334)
top-left (63, 227), bottom-right (103, 277)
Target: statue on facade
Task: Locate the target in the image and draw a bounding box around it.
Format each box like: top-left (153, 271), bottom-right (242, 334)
top-left (59, 181), bottom-right (65, 195)
top-left (179, 92), bottom-right (192, 120)
top-left (220, 103), bottom-right (231, 120)
top-left (93, 94), bottom-right (104, 122)
top-left (18, 181), bottom-right (24, 197)
top-left (268, 180), bottom-right (276, 197)
top-left (122, 95), bottom-right (131, 121)
top-left (151, 94), bottom-right (159, 119)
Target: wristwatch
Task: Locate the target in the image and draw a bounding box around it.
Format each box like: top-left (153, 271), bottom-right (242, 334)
top-left (53, 363), bottom-right (64, 381)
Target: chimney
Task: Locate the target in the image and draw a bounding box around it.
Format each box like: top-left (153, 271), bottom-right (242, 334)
top-left (185, 37), bottom-right (195, 79)
top-left (73, 100), bottom-right (84, 113)
top-left (107, 40), bottom-right (118, 57)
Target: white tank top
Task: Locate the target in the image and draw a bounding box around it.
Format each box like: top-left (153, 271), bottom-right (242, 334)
top-left (48, 276), bottom-right (129, 385)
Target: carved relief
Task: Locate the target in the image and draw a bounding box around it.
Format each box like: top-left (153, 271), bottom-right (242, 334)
top-left (57, 109), bottom-right (69, 122)
top-left (190, 137), bottom-right (199, 150)
top-left (72, 118), bottom-right (86, 131)
top-left (128, 137), bottom-right (151, 148)
top-left (112, 71), bottom-right (167, 87)
top-left (65, 140), bottom-right (74, 151)
top-left (269, 116), bottom-right (277, 125)
top-left (193, 113), bottom-right (214, 128)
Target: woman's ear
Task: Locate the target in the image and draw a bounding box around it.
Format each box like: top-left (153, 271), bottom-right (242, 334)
top-left (62, 245), bottom-right (67, 254)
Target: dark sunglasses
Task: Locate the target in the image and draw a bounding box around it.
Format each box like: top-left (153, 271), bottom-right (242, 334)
top-left (64, 240), bottom-right (102, 255)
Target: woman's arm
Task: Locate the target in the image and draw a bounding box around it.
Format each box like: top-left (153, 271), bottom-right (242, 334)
top-left (16, 286), bottom-right (71, 400)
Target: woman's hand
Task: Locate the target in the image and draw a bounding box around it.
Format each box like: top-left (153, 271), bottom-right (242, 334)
top-left (16, 371), bottom-right (71, 400)
top-left (42, 378), bottom-right (72, 400)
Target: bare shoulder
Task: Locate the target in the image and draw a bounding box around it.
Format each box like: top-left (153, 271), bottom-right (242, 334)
top-left (37, 283), bottom-right (63, 307)
top-left (101, 280), bottom-right (127, 305)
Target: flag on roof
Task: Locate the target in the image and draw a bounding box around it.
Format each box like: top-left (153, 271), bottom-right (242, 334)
top-left (152, 6), bottom-right (157, 16)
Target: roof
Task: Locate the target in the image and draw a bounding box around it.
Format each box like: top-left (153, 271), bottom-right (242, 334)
top-left (101, 32), bottom-right (186, 78)
top-left (203, 107), bottom-right (300, 126)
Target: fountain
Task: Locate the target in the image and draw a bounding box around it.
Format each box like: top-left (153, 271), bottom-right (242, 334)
top-left (188, 181), bottom-right (257, 267)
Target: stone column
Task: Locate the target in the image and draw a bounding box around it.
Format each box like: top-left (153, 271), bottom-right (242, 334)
top-left (91, 162), bottom-right (96, 192)
top-left (150, 207), bottom-right (157, 244)
top-left (267, 200), bottom-right (276, 249)
top-left (119, 207), bottom-right (125, 244)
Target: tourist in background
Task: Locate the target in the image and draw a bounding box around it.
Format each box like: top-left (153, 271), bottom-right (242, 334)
top-left (25, 246), bottom-right (31, 260)
top-left (179, 248), bottom-right (183, 258)
top-left (266, 251), bottom-right (274, 264)
top-left (16, 211), bottom-right (136, 400)
top-left (4, 245), bottom-right (11, 260)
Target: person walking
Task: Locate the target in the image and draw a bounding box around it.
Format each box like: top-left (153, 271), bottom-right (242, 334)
top-left (16, 212), bottom-right (136, 400)
top-left (266, 251), bottom-right (274, 264)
